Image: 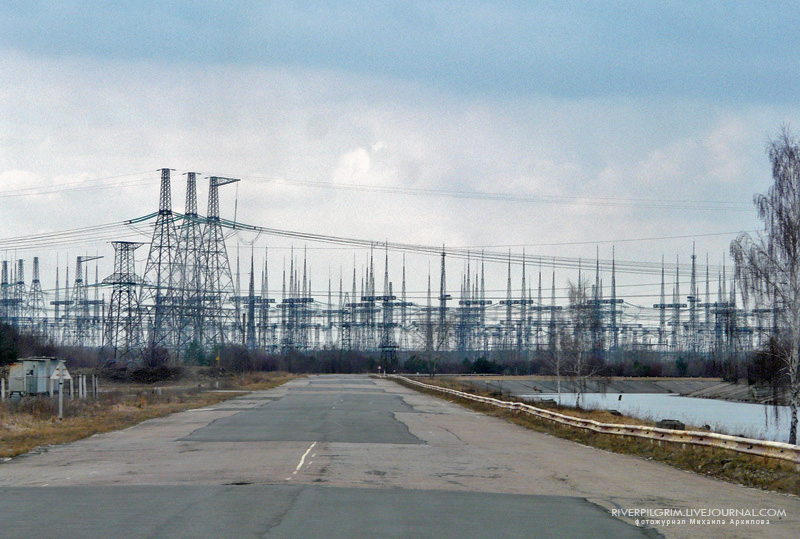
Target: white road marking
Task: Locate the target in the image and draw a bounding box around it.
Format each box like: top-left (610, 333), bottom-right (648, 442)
top-left (288, 441), bottom-right (317, 479)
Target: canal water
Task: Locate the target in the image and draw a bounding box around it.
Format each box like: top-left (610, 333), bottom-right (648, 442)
top-left (521, 392), bottom-right (792, 443)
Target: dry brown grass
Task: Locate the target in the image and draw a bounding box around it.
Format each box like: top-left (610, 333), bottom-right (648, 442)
top-left (395, 376), bottom-right (800, 496)
top-left (224, 371), bottom-right (297, 391)
top-left (0, 371), bottom-right (297, 459)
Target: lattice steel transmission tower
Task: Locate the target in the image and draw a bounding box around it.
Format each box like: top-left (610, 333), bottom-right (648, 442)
top-left (28, 256), bottom-right (48, 338)
top-left (658, 257), bottom-right (666, 349)
top-left (378, 247), bottom-right (398, 366)
top-left (688, 244), bottom-right (699, 353)
top-left (457, 258), bottom-right (471, 353)
top-left (0, 261), bottom-right (9, 323)
top-left (400, 255), bottom-right (408, 349)
top-left (258, 249), bottom-right (276, 351)
top-left (11, 260), bottom-right (27, 329)
top-left (520, 252), bottom-right (529, 352)
top-left (51, 264), bottom-right (72, 343)
top-left (672, 256), bottom-right (681, 350)
top-left (245, 251), bottom-right (258, 349)
top-left (504, 252), bottom-right (513, 350)
top-left (424, 270), bottom-right (433, 352)
top-left (438, 249), bottom-right (450, 352)
top-left (68, 255), bottom-right (102, 346)
top-left (341, 287), bottom-right (352, 351)
top-left (201, 176), bottom-right (240, 347)
top-left (610, 248), bottom-right (618, 351)
top-left (141, 168), bottom-right (180, 354)
top-left (103, 242), bottom-right (144, 362)
top-left (548, 263), bottom-right (558, 351)
top-left (175, 172), bottom-right (205, 351)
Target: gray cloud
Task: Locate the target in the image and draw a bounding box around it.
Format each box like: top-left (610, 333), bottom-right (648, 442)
top-left (2, 2), bottom-right (799, 101)
top-left (1, 4), bottom-right (798, 300)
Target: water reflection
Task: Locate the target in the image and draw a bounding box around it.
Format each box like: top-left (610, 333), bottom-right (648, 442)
top-left (521, 392), bottom-right (791, 443)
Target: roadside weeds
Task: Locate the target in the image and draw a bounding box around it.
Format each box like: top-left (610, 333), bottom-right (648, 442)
top-left (0, 371), bottom-right (296, 459)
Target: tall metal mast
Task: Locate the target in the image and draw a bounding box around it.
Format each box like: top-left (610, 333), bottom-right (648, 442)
top-left (103, 242), bottom-right (144, 362)
top-left (201, 175), bottom-right (240, 348)
top-left (246, 249), bottom-right (257, 349)
top-left (141, 168), bottom-right (180, 354)
top-left (29, 256), bottom-right (47, 337)
top-left (439, 248), bottom-right (450, 352)
top-left (176, 171), bottom-right (206, 352)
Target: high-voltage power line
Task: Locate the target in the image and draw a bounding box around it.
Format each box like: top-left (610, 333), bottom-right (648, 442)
top-left (0, 170), bottom-right (764, 364)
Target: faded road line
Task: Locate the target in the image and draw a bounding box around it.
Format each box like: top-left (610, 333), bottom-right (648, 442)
top-left (287, 441), bottom-right (317, 480)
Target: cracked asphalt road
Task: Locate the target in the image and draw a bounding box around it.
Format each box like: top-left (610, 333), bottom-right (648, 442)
top-left (0, 375), bottom-right (796, 538)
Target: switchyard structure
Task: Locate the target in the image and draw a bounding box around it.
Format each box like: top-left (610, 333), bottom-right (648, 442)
top-left (103, 241), bottom-right (144, 362)
top-left (0, 169), bottom-right (778, 365)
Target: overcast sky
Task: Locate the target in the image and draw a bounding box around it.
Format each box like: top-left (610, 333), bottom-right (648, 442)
top-left (1, 2), bottom-right (799, 305)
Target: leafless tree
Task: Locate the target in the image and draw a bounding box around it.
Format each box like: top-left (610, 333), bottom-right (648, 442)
top-left (566, 278), bottom-right (605, 406)
top-left (731, 126), bottom-right (800, 444)
top-left (542, 323), bottom-right (567, 405)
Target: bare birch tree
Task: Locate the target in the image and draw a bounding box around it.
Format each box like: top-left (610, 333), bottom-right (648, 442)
top-left (543, 323), bottom-right (567, 405)
top-left (562, 278), bottom-right (603, 407)
top-left (731, 126), bottom-right (800, 445)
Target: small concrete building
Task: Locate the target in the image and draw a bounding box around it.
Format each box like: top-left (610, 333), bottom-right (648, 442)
top-left (8, 357), bottom-right (62, 396)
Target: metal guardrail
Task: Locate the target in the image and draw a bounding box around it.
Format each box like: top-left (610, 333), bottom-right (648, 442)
top-left (391, 375), bottom-right (800, 467)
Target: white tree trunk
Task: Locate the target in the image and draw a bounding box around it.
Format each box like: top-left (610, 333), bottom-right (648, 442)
top-left (788, 337), bottom-right (799, 445)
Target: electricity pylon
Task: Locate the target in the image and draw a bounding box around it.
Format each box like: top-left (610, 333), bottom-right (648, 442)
top-left (141, 168), bottom-right (180, 355)
top-left (103, 242), bottom-right (144, 362)
top-left (201, 176), bottom-right (240, 347)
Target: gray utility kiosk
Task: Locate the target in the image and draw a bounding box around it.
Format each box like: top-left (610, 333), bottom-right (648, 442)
top-left (7, 357), bottom-right (71, 396)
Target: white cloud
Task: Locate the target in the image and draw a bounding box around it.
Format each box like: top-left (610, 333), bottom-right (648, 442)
top-left (0, 50), bottom-right (795, 300)
top-left (0, 169), bottom-right (42, 190)
top-left (332, 148), bottom-right (372, 184)
top-left (702, 117), bottom-right (754, 183)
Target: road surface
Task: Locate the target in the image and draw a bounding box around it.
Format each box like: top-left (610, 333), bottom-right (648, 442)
top-left (1, 375), bottom-right (797, 538)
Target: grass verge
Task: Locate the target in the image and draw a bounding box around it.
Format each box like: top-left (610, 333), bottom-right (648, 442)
top-left (393, 375), bottom-right (800, 496)
top-left (0, 371), bottom-right (296, 459)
